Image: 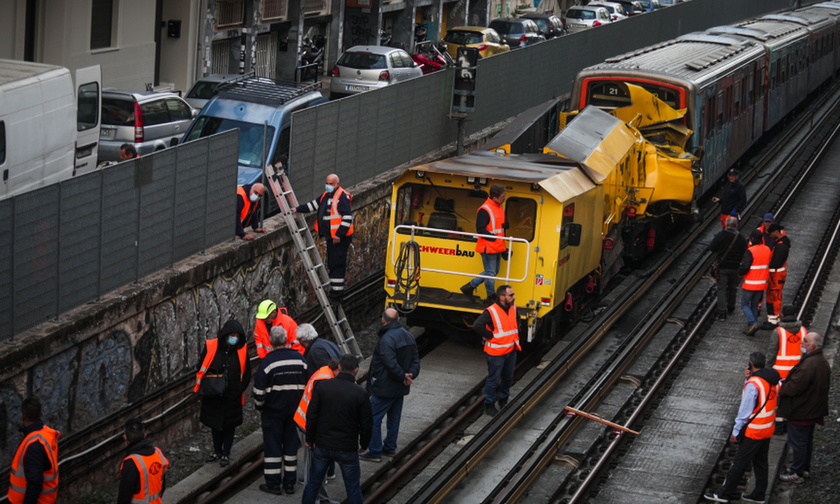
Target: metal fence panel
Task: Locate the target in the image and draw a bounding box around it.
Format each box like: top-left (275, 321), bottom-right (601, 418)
top-left (14, 185), bottom-right (60, 330)
top-left (174, 138), bottom-right (210, 258)
top-left (58, 175), bottom-right (103, 313)
top-left (0, 199), bottom-right (12, 341)
top-left (100, 162), bottom-right (140, 293)
top-left (205, 130), bottom-right (240, 249)
top-left (138, 150), bottom-right (177, 277)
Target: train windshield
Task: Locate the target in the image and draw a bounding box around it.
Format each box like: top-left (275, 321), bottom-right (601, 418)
top-left (394, 183), bottom-right (537, 242)
top-left (585, 80), bottom-right (681, 110)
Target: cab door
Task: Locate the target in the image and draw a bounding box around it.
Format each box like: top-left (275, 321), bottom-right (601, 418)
top-left (73, 65), bottom-right (101, 175)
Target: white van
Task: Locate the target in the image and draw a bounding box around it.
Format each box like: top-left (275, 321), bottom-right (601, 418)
top-left (0, 60), bottom-right (102, 199)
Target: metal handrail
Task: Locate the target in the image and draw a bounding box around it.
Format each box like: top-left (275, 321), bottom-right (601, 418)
top-left (391, 224), bottom-right (531, 284)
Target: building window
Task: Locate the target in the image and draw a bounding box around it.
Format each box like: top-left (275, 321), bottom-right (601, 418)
top-left (216, 0), bottom-right (245, 29)
top-left (255, 32), bottom-right (278, 79)
top-left (212, 38), bottom-right (232, 74)
top-left (303, 0), bottom-right (330, 16)
top-left (90, 0), bottom-right (115, 50)
top-left (260, 0), bottom-right (289, 23)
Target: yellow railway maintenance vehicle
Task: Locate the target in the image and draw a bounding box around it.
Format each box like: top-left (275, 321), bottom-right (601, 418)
top-left (385, 85), bottom-right (700, 342)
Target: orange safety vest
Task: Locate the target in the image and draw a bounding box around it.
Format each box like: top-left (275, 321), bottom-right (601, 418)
top-left (194, 338), bottom-right (249, 404)
top-left (8, 425), bottom-right (60, 504)
top-left (476, 199), bottom-right (507, 254)
top-left (484, 303), bottom-right (521, 356)
top-left (120, 447), bottom-right (169, 504)
top-left (773, 326), bottom-right (806, 379)
top-left (254, 314), bottom-right (302, 358)
top-left (743, 375), bottom-right (779, 440)
top-left (294, 365), bottom-right (335, 431)
top-left (313, 188), bottom-right (353, 238)
top-left (237, 187), bottom-right (258, 224)
top-left (742, 243), bottom-right (771, 291)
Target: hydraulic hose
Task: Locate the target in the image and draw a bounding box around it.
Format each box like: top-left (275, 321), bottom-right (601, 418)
top-left (395, 239), bottom-right (421, 313)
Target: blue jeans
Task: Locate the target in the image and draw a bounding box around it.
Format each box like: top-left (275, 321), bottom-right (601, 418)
top-left (485, 351), bottom-right (516, 404)
top-left (302, 447), bottom-right (363, 504)
top-left (368, 395), bottom-right (404, 456)
top-left (741, 288), bottom-right (764, 325)
top-left (470, 252), bottom-right (501, 297)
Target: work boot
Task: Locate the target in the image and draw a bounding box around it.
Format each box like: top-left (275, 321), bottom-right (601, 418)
top-left (485, 403), bottom-right (499, 416)
top-left (717, 311), bottom-right (727, 321)
top-left (460, 283), bottom-right (476, 298)
top-left (743, 325), bottom-right (758, 336)
top-left (498, 398), bottom-right (508, 409)
top-left (759, 321), bottom-right (777, 330)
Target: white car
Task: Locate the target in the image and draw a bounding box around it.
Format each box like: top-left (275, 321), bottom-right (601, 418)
top-left (588, 2), bottom-right (630, 21)
top-left (564, 6), bottom-right (614, 34)
top-left (330, 46), bottom-right (423, 98)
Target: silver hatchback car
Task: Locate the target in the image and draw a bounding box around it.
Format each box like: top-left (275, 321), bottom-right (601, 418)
top-left (565, 6), bottom-right (614, 33)
top-left (99, 91), bottom-right (196, 162)
top-left (330, 46), bottom-right (423, 98)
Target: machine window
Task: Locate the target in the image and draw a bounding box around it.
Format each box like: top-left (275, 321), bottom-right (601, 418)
top-left (504, 197), bottom-right (537, 242)
top-left (586, 80), bottom-right (680, 110)
top-left (395, 183), bottom-right (487, 240)
top-left (560, 203), bottom-right (575, 249)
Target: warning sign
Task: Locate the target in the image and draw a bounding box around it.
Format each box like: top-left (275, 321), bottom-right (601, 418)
top-left (535, 274), bottom-right (543, 286)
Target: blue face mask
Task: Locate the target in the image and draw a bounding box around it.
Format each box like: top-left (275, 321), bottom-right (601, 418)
top-left (325, 184), bottom-right (335, 193)
top-left (227, 336), bottom-right (239, 346)
top-left (250, 193), bottom-right (259, 202)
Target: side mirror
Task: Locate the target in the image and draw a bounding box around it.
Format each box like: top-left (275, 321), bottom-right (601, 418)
top-left (567, 224), bottom-right (583, 247)
top-left (191, 109), bottom-right (198, 118)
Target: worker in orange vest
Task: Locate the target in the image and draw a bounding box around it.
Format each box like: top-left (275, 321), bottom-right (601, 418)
top-left (117, 419), bottom-right (168, 504)
top-left (738, 229), bottom-right (772, 336)
top-left (254, 300), bottom-right (303, 358)
top-left (292, 174), bottom-right (353, 304)
top-left (762, 223), bottom-right (791, 328)
top-left (295, 360), bottom-right (339, 502)
top-left (461, 184), bottom-right (509, 302)
top-left (236, 183), bottom-right (266, 241)
top-left (704, 352), bottom-right (780, 503)
top-left (767, 305), bottom-right (806, 435)
top-left (472, 284), bottom-right (521, 416)
top-left (8, 396), bottom-right (59, 504)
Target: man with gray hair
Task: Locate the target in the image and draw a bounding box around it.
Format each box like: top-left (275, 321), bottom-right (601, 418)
top-left (253, 326), bottom-right (307, 495)
top-left (778, 332), bottom-right (831, 484)
top-left (297, 323), bottom-right (342, 380)
top-left (708, 216), bottom-right (747, 320)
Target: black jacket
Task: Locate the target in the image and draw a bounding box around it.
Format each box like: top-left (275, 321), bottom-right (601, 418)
top-left (296, 189), bottom-right (353, 239)
top-left (236, 184), bottom-right (260, 238)
top-left (719, 179), bottom-right (746, 216)
top-left (117, 438), bottom-right (166, 504)
top-left (779, 348), bottom-right (831, 420)
top-left (769, 235), bottom-right (791, 270)
top-left (304, 338), bottom-right (342, 379)
top-left (18, 421), bottom-right (51, 504)
top-left (306, 372), bottom-right (373, 452)
top-left (253, 347), bottom-right (307, 416)
top-left (199, 320), bottom-right (252, 431)
top-left (709, 228), bottom-right (748, 270)
top-left (367, 322), bottom-right (421, 398)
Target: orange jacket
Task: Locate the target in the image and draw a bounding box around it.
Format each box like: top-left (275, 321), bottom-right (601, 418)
top-left (8, 425), bottom-right (60, 504)
top-left (254, 314), bottom-right (302, 358)
top-left (484, 303), bottom-right (521, 356)
top-left (294, 365), bottom-right (335, 431)
top-left (742, 243), bottom-right (771, 291)
top-left (744, 375), bottom-right (779, 440)
top-left (773, 326), bottom-right (805, 379)
top-left (237, 187), bottom-right (258, 224)
top-left (194, 338), bottom-right (249, 404)
top-left (313, 187), bottom-right (353, 238)
top-left (476, 199), bottom-right (506, 254)
top-left (120, 447), bottom-right (169, 504)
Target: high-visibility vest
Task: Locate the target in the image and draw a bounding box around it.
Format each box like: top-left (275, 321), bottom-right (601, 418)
top-left (313, 188), bottom-right (353, 238)
top-left (120, 447), bottom-right (169, 504)
top-left (194, 338), bottom-right (249, 404)
top-left (744, 375), bottom-right (779, 440)
top-left (742, 243), bottom-right (771, 291)
top-left (773, 326), bottom-right (805, 379)
top-left (254, 314), bottom-right (302, 358)
top-left (294, 365), bottom-right (335, 431)
top-left (476, 199), bottom-right (507, 254)
top-left (8, 425), bottom-right (60, 504)
top-left (484, 303), bottom-right (521, 356)
top-left (237, 187), bottom-right (258, 224)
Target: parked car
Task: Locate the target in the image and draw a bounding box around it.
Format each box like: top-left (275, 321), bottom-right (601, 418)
top-left (330, 46), bottom-right (423, 98)
top-left (184, 74), bottom-right (241, 110)
top-left (181, 76), bottom-right (327, 189)
top-left (588, 2), bottom-right (630, 21)
top-left (442, 27), bottom-right (510, 59)
top-left (521, 13), bottom-right (567, 39)
top-left (488, 18), bottom-right (546, 48)
top-left (636, 0), bottom-right (662, 10)
top-left (99, 91), bottom-right (195, 162)
top-left (615, 0), bottom-right (646, 16)
top-left (564, 6), bottom-right (614, 33)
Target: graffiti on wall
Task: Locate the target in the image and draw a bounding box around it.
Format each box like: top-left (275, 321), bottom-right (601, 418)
top-left (347, 9), bottom-right (375, 47)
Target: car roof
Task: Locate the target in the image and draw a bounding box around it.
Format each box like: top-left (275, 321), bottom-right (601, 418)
top-left (522, 13), bottom-right (559, 19)
top-left (195, 73), bottom-right (241, 83)
top-left (447, 26), bottom-right (493, 34)
top-left (490, 18), bottom-right (527, 23)
top-left (102, 90), bottom-right (184, 102)
top-left (344, 45), bottom-right (406, 55)
top-left (570, 5), bottom-right (606, 11)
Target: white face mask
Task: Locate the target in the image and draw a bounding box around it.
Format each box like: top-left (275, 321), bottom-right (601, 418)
top-left (250, 193), bottom-right (259, 202)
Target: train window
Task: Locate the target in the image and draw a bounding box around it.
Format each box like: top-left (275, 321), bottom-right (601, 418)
top-left (716, 91), bottom-right (724, 128)
top-left (734, 82), bottom-right (740, 116)
top-left (504, 197), bottom-right (537, 242)
top-left (560, 203), bottom-right (575, 250)
top-left (585, 81), bottom-right (680, 110)
top-left (394, 183), bottom-right (487, 241)
top-left (749, 73), bottom-right (754, 105)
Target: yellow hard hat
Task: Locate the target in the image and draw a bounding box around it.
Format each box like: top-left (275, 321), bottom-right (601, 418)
top-left (256, 300), bottom-right (277, 320)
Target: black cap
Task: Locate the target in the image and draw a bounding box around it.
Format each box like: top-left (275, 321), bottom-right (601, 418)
top-left (768, 223), bottom-right (784, 233)
top-left (728, 168), bottom-right (739, 175)
top-left (749, 229), bottom-right (764, 242)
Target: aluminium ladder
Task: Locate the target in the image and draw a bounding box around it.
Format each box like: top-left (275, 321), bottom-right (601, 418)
top-left (264, 164), bottom-right (362, 359)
